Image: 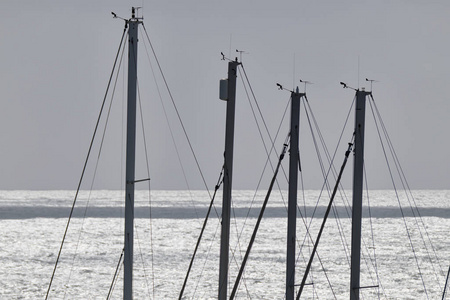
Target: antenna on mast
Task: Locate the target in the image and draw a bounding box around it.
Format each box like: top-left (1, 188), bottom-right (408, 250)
top-left (358, 55), bottom-right (360, 89)
top-left (131, 7), bottom-right (143, 20)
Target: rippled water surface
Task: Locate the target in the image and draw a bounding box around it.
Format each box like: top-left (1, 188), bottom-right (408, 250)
top-left (1, 190), bottom-right (449, 299)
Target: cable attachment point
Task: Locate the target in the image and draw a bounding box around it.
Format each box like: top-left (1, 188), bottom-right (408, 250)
top-left (280, 143), bottom-right (289, 160)
top-left (345, 142), bottom-right (354, 157)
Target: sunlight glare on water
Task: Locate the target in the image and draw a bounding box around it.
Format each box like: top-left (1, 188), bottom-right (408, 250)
top-left (0, 190), bottom-right (449, 299)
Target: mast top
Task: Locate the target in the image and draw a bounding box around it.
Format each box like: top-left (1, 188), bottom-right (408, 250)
top-left (131, 7), bottom-right (143, 21)
top-left (340, 81), bottom-right (373, 94)
top-left (111, 7), bottom-right (143, 23)
top-left (276, 83), bottom-right (305, 96)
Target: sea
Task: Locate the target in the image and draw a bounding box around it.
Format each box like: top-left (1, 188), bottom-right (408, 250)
top-left (1, 189), bottom-right (449, 299)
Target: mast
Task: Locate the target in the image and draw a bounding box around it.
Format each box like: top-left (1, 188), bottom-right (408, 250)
top-left (124, 8), bottom-right (140, 300)
top-left (350, 89), bottom-right (370, 300)
top-left (286, 88), bottom-right (303, 299)
top-left (218, 59), bottom-right (239, 300)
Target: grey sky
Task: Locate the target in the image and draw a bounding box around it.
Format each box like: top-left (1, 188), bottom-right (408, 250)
top-left (1, 1), bottom-right (449, 190)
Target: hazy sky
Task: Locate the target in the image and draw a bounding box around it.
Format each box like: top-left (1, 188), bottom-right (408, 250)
top-left (1, 1), bottom-right (449, 190)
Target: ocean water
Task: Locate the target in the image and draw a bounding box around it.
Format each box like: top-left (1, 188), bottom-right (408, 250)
top-left (1, 190), bottom-right (449, 299)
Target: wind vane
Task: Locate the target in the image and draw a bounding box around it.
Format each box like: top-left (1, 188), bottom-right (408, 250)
top-left (365, 78), bottom-right (379, 91)
top-left (340, 81), bottom-right (357, 91)
top-left (299, 79), bottom-right (313, 93)
top-left (236, 49), bottom-right (248, 62)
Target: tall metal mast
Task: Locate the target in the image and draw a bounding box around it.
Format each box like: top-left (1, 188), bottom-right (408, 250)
top-left (286, 88), bottom-right (303, 299)
top-left (124, 8), bottom-right (141, 300)
top-left (350, 89), bottom-right (370, 300)
top-left (218, 59), bottom-right (239, 300)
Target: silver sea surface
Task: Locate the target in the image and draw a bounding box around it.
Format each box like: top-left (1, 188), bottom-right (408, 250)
top-left (1, 190), bottom-right (449, 299)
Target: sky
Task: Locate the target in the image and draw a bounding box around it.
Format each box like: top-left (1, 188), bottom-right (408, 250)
top-left (1, 1), bottom-right (449, 190)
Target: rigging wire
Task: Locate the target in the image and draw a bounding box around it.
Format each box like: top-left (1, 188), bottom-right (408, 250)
top-left (230, 134), bottom-right (290, 300)
top-left (240, 65), bottom-right (290, 185)
top-left (45, 25), bottom-right (128, 300)
top-left (230, 198), bottom-right (252, 298)
top-left (363, 164), bottom-right (386, 299)
top-left (235, 66), bottom-right (278, 214)
top-left (300, 97), bottom-right (349, 298)
top-left (295, 91), bottom-right (440, 299)
top-left (300, 94), bottom-right (391, 300)
top-left (299, 96), bottom-right (355, 238)
top-left (239, 64), bottom-right (291, 209)
top-left (370, 95), bottom-right (444, 280)
top-left (227, 65), bottom-right (283, 297)
top-left (326, 128), bottom-right (373, 297)
top-left (139, 25), bottom-right (216, 296)
top-left (106, 248), bottom-right (124, 300)
top-left (292, 96), bottom-right (356, 298)
top-left (136, 81), bottom-right (155, 298)
top-left (304, 95), bottom-right (354, 218)
top-left (63, 32), bottom-right (127, 298)
top-left (240, 64), bottom-right (290, 183)
top-left (193, 220), bottom-right (222, 298)
top-left (308, 97), bottom-right (384, 290)
top-left (301, 97), bottom-right (338, 238)
top-left (134, 219), bottom-right (153, 298)
top-left (141, 23), bottom-right (213, 200)
top-left (229, 64), bottom-right (290, 248)
top-left (229, 238), bottom-right (253, 299)
top-left (146, 180), bottom-right (156, 300)
top-left (110, 256), bottom-right (124, 299)
top-left (367, 96), bottom-right (430, 299)
top-left (140, 23), bottom-right (230, 298)
top-left (443, 266), bottom-right (450, 300)
top-left (223, 64), bottom-right (292, 299)
top-left (264, 93), bottom-right (348, 299)
top-left (225, 91), bottom-right (342, 298)
top-left (179, 167), bottom-right (224, 299)
top-left (138, 30), bottom-right (204, 219)
top-left (304, 95), bottom-right (386, 288)
top-left (138, 31), bottom-right (226, 296)
top-left (296, 138), bottom-right (354, 300)
top-left (181, 65), bottom-right (271, 295)
top-left (300, 94), bottom-right (390, 299)
top-left (295, 106), bottom-right (320, 299)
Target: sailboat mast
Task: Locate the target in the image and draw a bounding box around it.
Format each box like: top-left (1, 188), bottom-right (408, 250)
top-left (218, 59), bottom-right (239, 300)
top-left (286, 88), bottom-right (302, 300)
top-left (124, 9), bottom-right (139, 300)
top-left (350, 89), bottom-right (369, 300)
